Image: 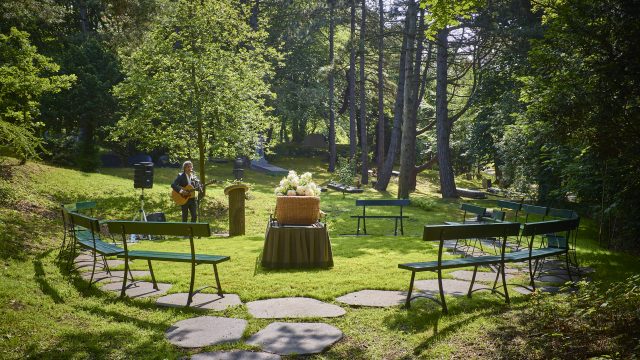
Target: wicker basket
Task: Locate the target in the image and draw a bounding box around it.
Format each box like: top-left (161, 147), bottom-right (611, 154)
top-left (275, 196), bottom-right (320, 225)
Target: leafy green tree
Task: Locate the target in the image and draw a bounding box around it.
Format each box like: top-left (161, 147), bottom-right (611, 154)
top-left (0, 28), bottom-right (75, 163)
top-left (113, 0), bottom-right (278, 192)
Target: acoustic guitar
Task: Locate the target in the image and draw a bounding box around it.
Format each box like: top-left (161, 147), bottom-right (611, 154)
top-left (171, 180), bottom-right (215, 206)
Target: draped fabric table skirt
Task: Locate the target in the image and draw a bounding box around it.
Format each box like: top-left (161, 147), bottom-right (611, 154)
top-left (262, 221), bottom-right (333, 269)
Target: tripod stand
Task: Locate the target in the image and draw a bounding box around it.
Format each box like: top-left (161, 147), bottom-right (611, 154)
top-left (130, 188), bottom-right (149, 242)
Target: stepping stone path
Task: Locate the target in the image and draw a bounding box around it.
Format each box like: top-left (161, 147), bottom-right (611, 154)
top-left (74, 254), bottom-right (124, 270)
top-left (156, 293), bottom-right (242, 311)
top-left (247, 297), bottom-right (345, 319)
top-left (101, 281), bottom-right (171, 298)
top-left (336, 290), bottom-right (406, 307)
top-left (165, 316), bottom-right (247, 348)
top-left (450, 270), bottom-right (515, 283)
top-left (413, 279), bottom-right (477, 296)
top-left (246, 322), bottom-right (343, 356)
top-left (191, 351), bottom-right (281, 360)
top-left (81, 270), bottom-right (151, 284)
top-left (537, 274), bottom-right (572, 283)
top-left (513, 286), bottom-right (561, 295)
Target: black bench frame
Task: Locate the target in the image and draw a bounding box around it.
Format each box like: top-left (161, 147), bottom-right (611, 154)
top-left (351, 199), bottom-right (410, 235)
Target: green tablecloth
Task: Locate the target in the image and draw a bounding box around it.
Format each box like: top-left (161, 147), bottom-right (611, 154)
top-left (262, 221), bottom-right (333, 269)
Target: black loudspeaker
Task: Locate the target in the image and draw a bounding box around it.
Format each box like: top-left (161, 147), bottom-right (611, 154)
top-left (133, 162), bottom-right (154, 189)
top-left (146, 212), bottom-right (166, 222)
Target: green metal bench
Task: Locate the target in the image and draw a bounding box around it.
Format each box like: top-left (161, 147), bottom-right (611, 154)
top-left (398, 222), bottom-right (521, 313)
top-left (105, 221), bottom-right (229, 306)
top-left (351, 199), bottom-right (410, 235)
top-left (59, 201), bottom-right (98, 260)
top-left (503, 218), bottom-right (579, 291)
top-left (68, 211), bottom-right (124, 286)
top-left (497, 200), bottom-right (522, 222)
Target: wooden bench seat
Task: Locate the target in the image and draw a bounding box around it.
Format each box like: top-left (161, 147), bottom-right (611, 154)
top-left (351, 199), bottom-right (410, 235)
top-left (106, 220), bottom-right (229, 306)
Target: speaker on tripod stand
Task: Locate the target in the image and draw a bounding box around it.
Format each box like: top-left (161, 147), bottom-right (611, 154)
top-left (131, 162), bottom-right (154, 241)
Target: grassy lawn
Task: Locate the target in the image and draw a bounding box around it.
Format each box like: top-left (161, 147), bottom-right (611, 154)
top-left (1, 157), bottom-right (638, 359)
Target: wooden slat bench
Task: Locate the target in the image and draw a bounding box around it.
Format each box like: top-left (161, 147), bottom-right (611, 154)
top-left (399, 222), bottom-right (521, 313)
top-left (105, 221), bottom-right (230, 306)
top-left (351, 199), bottom-right (410, 235)
top-left (68, 211), bottom-right (124, 285)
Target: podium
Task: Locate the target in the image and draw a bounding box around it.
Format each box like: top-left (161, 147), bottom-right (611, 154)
top-left (262, 221), bottom-right (333, 269)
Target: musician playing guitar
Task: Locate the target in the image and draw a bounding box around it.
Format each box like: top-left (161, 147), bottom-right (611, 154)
top-left (171, 160), bottom-right (202, 222)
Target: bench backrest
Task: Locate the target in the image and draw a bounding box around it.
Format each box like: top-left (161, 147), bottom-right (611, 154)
top-left (461, 203), bottom-right (486, 216)
top-left (355, 199), bottom-right (410, 207)
top-left (547, 208), bottom-right (577, 219)
top-left (105, 221), bottom-right (211, 237)
top-left (68, 211), bottom-right (100, 233)
top-left (497, 200), bottom-right (521, 212)
top-left (423, 222), bottom-right (521, 241)
top-left (521, 204), bottom-right (548, 222)
top-left (424, 222), bottom-right (521, 264)
top-left (491, 210), bottom-right (506, 222)
top-left (521, 219), bottom-right (578, 237)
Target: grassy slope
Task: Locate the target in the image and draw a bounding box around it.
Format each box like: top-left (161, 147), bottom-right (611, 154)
top-left (0, 158), bottom-right (638, 359)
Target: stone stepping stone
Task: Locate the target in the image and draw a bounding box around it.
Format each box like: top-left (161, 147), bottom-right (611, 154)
top-left (413, 279), bottom-right (479, 297)
top-left (165, 316), bottom-right (247, 348)
top-left (101, 281), bottom-right (171, 298)
top-left (156, 293), bottom-right (242, 311)
top-left (246, 322), bottom-right (342, 355)
top-left (246, 298), bottom-right (345, 319)
top-left (191, 350), bottom-right (281, 360)
top-left (336, 290), bottom-right (406, 307)
top-left (537, 274), bottom-right (572, 283)
top-left (81, 270), bottom-right (151, 283)
top-left (513, 286), bottom-right (561, 295)
top-left (450, 270), bottom-right (514, 283)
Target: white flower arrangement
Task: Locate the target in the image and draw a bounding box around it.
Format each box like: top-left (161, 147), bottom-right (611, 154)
top-left (274, 170), bottom-right (320, 196)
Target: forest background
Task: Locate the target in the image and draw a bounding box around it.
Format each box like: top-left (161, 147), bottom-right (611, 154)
top-left (1, 0), bottom-right (638, 250)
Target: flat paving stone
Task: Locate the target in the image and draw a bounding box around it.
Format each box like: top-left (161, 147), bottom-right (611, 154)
top-left (81, 270), bottom-right (151, 283)
top-left (246, 297), bottom-right (345, 319)
top-left (101, 281), bottom-right (171, 298)
top-left (156, 293), bottom-right (242, 311)
top-left (537, 274), bottom-right (572, 283)
top-left (191, 350), bottom-right (281, 360)
top-left (336, 290), bottom-right (406, 307)
top-left (450, 270), bottom-right (514, 283)
top-left (413, 279), bottom-right (478, 297)
top-left (246, 322), bottom-right (342, 355)
top-left (165, 316), bottom-right (247, 348)
top-left (513, 286), bottom-right (561, 295)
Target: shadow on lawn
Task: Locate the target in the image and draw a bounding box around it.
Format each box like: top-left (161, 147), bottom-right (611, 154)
top-left (33, 250), bottom-right (65, 304)
top-left (384, 293), bottom-right (529, 355)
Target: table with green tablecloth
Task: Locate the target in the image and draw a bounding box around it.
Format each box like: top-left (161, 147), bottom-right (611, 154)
top-left (262, 221), bottom-right (333, 268)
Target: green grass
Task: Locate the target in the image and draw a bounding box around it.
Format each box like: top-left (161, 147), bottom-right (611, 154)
top-left (1, 157), bottom-right (639, 359)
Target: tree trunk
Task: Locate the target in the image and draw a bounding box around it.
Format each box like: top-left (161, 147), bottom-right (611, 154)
top-left (407, 8), bottom-right (425, 192)
top-left (359, 0), bottom-right (368, 184)
top-left (376, 0), bottom-right (385, 174)
top-left (435, 27), bottom-right (458, 198)
top-left (348, 0), bottom-right (357, 160)
top-left (374, 9), bottom-right (408, 192)
top-left (191, 63), bottom-right (206, 197)
top-left (328, 0), bottom-right (336, 172)
top-left (398, 0), bottom-right (418, 199)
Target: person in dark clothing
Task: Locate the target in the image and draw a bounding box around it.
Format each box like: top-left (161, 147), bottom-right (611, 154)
top-left (171, 160), bottom-right (201, 222)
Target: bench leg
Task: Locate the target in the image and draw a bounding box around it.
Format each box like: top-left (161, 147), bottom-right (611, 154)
top-left (394, 218), bottom-right (398, 236)
top-left (528, 258), bottom-right (537, 291)
top-left (468, 266), bottom-right (479, 298)
top-left (120, 258), bottom-right (130, 298)
top-left (438, 269), bottom-right (448, 314)
top-left (501, 263), bottom-right (510, 304)
top-left (88, 248), bottom-right (97, 288)
top-left (405, 271), bottom-right (416, 308)
top-left (102, 255), bottom-right (111, 276)
top-left (187, 261), bottom-right (196, 307)
top-left (400, 217), bottom-right (404, 235)
top-left (213, 264), bottom-right (223, 297)
top-left (492, 266), bottom-right (501, 292)
top-left (564, 253), bottom-right (574, 282)
top-left (147, 260), bottom-right (158, 290)
top-left (356, 217), bottom-right (361, 236)
top-left (363, 217), bottom-right (367, 235)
